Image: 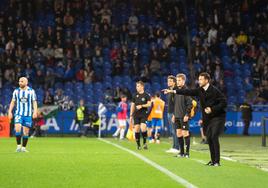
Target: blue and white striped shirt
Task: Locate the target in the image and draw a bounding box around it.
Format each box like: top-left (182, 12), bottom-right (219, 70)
top-left (12, 87), bottom-right (37, 116)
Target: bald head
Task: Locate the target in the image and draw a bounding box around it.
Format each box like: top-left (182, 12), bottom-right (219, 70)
top-left (19, 77), bottom-right (28, 89)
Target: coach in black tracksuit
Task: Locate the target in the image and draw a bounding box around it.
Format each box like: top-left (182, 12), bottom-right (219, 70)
top-left (164, 72), bottom-right (227, 166)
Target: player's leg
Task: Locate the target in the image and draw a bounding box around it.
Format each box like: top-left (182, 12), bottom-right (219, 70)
top-left (155, 119), bottom-right (162, 144)
top-left (21, 116), bottom-right (32, 152)
top-left (182, 126), bottom-right (190, 158)
top-left (134, 117), bottom-right (141, 149)
top-left (14, 115), bottom-right (23, 152)
top-left (21, 126), bottom-right (30, 152)
top-left (15, 123), bottom-right (22, 152)
top-left (113, 120), bottom-right (121, 138)
top-left (119, 120), bottom-right (126, 140)
top-left (147, 121), bottom-right (152, 143)
top-left (176, 118), bottom-right (184, 157)
top-left (140, 120), bottom-right (148, 149)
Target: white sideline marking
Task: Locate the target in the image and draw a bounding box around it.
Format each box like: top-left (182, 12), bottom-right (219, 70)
top-left (163, 141), bottom-right (268, 173)
top-left (99, 138), bottom-right (197, 188)
top-left (162, 141), bottom-right (237, 162)
top-left (221, 156), bottom-right (236, 162)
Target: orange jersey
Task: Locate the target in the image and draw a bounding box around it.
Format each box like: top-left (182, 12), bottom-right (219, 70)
top-left (150, 98), bottom-right (165, 119)
top-left (147, 108), bottom-right (153, 121)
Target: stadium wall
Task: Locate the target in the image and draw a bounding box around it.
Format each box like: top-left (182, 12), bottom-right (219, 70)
top-left (40, 111), bottom-right (268, 135)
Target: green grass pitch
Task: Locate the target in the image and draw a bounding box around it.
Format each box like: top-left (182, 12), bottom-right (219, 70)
top-left (0, 136), bottom-right (267, 188)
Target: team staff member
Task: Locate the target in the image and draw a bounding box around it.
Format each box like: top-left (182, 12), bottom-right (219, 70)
top-left (75, 99), bottom-right (88, 137)
top-left (172, 74), bottom-right (192, 158)
top-left (166, 75), bottom-right (180, 154)
top-left (163, 72), bottom-right (227, 166)
top-left (130, 81), bottom-right (151, 150)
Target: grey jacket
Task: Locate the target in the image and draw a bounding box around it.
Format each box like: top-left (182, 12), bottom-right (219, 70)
top-left (174, 86), bottom-right (193, 118)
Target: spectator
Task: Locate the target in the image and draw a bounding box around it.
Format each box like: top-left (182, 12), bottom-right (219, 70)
top-left (34, 70), bottom-right (45, 87)
top-left (208, 25), bottom-right (217, 44)
top-left (76, 69), bottom-right (84, 82)
top-left (43, 90), bottom-right (54, 105)
top-left (236, 31), bottom-right (248, 45)
top-left (63, 12), bottom-right (74, 27)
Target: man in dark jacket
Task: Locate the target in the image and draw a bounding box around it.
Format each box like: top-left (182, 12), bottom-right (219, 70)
top-left (240, 102), bottom-right (252, 136)
top-left (163, 72), bottom-right (227, 166)
top-left (172, 74), bottom-right (192, 158)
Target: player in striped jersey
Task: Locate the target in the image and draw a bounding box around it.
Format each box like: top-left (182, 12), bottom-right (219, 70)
top-left (8, 77), bottom-right (38, 152)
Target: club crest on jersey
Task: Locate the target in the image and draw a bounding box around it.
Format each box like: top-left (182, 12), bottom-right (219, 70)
top-left (20, 96), bottom-right (28, 103)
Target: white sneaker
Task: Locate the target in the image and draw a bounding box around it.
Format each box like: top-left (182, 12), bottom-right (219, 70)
top-left (16, 145), bottom-right (21, 152)
top-left (166, 148), bottom-right (180, 154)
top-left (21, 147), bottom-right (29, 152)
top-left (156, 140), bottom-right (160, 144)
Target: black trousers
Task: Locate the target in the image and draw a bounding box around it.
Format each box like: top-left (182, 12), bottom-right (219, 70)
top-left (204, 117), bottom-right (225, 164)
top-left (242, 119), bottom-right (250, 135)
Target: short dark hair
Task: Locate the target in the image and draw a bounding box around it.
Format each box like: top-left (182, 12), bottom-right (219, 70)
top-left (120, 94), bottom-right (127, 99)
top-left (199, 72), bottom-right (211, 81)
top-left (154, 92), bottom-right (161, 98)
top-left (136, 81), bottom-right (144, 87)
top-left (167, 75), bottom-right (176, 83)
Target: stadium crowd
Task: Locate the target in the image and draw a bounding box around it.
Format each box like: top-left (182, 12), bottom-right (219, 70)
top-left (0, 0), bottom-right (267, 112)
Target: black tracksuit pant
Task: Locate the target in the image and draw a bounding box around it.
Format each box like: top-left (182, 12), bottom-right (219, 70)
top-left (204, 117), bottom-right (225, 164)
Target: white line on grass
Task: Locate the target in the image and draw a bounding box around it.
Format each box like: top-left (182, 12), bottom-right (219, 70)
top-left (163, 140), bottom-right (268, 173)
top-left (99, 138), bottom-right (198, 188)
top-left (162, 141), bottom-right (237, 162)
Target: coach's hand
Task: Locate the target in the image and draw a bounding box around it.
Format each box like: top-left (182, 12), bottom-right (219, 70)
top-left (8, 112), bottom-right (13, 120)
top-left (162, 89), bottom-right (172, 94)
top-left (183, 115), bottom-right (189, 122)
top-left (205, 107), bottom-right (212, 114)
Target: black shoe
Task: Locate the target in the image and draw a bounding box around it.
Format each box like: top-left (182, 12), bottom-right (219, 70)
top-left (175, 153), bottom-right (185, 158)
top-left (206, 161), bottom-right (214, 166)
top-left (143, 144), bottom-right (148, 150)
top-left (213, 163), bottom-right (221, 167)
top-left (137, 146), bottom-right (141, 150)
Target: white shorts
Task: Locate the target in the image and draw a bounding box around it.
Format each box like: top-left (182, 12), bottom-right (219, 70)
top-left (118, 119), bottom-right (127, 127)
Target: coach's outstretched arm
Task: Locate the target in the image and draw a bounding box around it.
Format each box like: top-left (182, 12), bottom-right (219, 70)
top-left (162, 88), bottom-right (199, 97)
